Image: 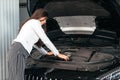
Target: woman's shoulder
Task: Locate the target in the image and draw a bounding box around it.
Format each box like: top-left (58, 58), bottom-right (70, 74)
top-left (28, 19), bottom-right (38, 22)
top-left (27, 19), bottom-right (41, 24)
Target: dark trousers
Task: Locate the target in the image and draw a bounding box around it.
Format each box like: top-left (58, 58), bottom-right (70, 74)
top-left (7, 42), bottom-right (29, 80)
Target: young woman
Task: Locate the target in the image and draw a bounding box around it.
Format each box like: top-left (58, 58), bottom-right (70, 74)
top-left (7, 8), bottom-right (69, 80)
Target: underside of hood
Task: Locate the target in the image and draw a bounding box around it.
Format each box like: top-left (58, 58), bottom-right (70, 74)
top-left (94, 0), bottom-right (120, 17)
top-left (27, 0), bottom-right (120, 36)
top-left (28, 0), bottom-right (120, 17)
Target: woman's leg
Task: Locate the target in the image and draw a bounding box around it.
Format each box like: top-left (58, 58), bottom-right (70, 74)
top-left (7, 42), bottom-right (29, 80)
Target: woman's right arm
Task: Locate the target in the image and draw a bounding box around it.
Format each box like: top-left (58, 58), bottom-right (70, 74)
top-left (32, 20), bottom-right (69, 60)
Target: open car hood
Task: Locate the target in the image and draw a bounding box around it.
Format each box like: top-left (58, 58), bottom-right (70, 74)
top-left (28, 0), bottom-right (120, 17)
top-left (27, 0), bottom-right (120, 35)
top-left (25, 1), bottom-right (120, 79)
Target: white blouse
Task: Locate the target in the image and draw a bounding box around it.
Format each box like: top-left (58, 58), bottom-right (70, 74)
top-left (13, 19), bottom-right (59, 56)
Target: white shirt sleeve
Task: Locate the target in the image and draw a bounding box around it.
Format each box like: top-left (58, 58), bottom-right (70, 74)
top-left (33, 45), bottom-right (47, 55)
top-left (32, 20), bottom-right (59, 56)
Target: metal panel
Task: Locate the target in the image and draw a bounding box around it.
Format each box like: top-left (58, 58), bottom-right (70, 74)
top-left (54, 16), bottom-right (96, 34)
top-left (0, 0), bottom-right (19, 80)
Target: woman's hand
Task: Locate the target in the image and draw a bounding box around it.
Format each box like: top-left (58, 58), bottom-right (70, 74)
top-left (47, 52), bottom-right (69, 61)
top-left (46, 51), bottom-right (54, 56)
top-left (57, 53), bottom-right (69, 61)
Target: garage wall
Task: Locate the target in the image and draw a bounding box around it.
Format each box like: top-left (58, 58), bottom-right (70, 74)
top-left (0, 0), bottom-right (19, 80)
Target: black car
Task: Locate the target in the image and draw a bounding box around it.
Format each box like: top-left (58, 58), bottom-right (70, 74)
top-left (25, 0), bottom-right (120, 80)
